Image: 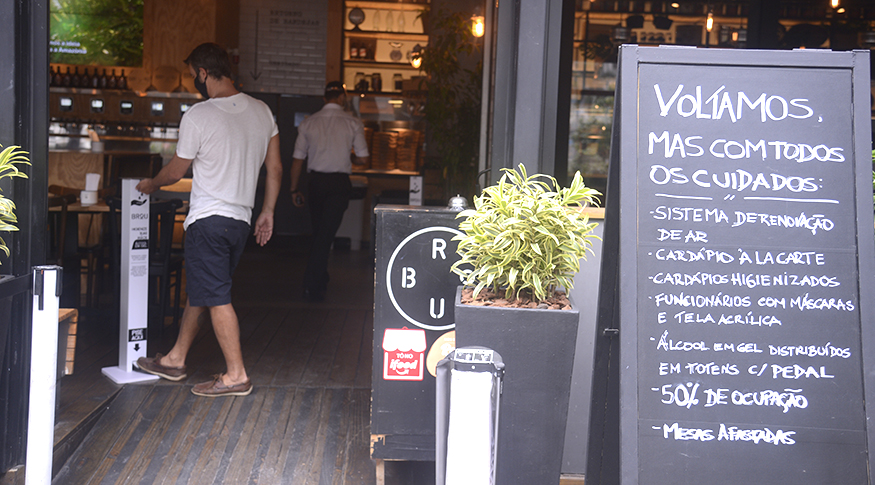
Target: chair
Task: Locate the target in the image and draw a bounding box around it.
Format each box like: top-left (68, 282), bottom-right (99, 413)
top-left (46, 194), bottom-right (77, 267)
top-left (106, 197), bottom-right (184, 341)
top-left (149, 199), bottom-right (185, 337)
top-left (48, 185), bottom-right (117, 307)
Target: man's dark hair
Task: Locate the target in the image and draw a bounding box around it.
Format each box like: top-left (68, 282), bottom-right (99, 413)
top-left (184, 43), bottom-right (233, 80)
top-left (324, 81), bottom-right (347, 101)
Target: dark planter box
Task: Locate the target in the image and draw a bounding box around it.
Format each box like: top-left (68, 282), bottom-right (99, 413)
top-left (453, 286), bottom-right (580, 485)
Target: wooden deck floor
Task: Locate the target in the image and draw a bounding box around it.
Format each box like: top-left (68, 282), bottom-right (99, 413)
top-left (52, 236), bottom-right (380, 484)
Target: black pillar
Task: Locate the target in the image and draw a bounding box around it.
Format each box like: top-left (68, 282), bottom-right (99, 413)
top-left (746, 0), bottom-right (781, 49)
top-left (0, 0), bottom-right (49, 473)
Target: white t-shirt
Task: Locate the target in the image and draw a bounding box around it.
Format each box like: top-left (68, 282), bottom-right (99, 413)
top-left (292, 103), bottom-right (369, 174)
top-left (176, 93), bottom-right (278, 229)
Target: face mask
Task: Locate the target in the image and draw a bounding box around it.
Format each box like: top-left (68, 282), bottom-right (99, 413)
top-left (194, 70), bottom-right (209, 99)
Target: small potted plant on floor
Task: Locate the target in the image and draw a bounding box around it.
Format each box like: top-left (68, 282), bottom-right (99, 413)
top-left (449, 164), bottom-right (600, 485)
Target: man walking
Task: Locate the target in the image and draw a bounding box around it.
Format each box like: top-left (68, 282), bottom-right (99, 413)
top-left (135, 43), bottom-right (282, 397)
top-left (289, 81), bottom-right (369, 302)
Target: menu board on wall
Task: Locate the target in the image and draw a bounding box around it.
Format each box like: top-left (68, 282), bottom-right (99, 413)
top-left (596, 46), bottom-right (875, 484)
top-left (238, 0), bottom-right (327, 95)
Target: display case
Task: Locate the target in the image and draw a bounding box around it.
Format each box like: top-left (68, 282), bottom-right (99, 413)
top-left (343, 1), bottom-right (429, 94)
top-left (348, 92), bottom-right (425, 174)
top-left (568, 3), bottom-right (753, 194)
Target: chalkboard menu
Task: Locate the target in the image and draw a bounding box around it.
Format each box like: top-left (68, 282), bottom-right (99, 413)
top-left (603, 46), bottom-right (875, 484)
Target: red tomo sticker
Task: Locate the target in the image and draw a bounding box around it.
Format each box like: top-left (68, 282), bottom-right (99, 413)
top-left (383, 327), bottom-right (427, 381)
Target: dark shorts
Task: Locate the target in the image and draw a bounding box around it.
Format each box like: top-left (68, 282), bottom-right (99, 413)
top-left (184, 215), bottom-right (250, 307)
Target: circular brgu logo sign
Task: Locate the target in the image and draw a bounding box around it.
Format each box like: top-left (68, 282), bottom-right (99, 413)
top-left (386, 226), bottom-right (468, 331)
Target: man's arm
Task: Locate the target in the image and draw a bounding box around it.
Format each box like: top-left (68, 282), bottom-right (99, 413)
top-left (254, 134), bottom-right (283, 246)
top-left (136, 154), bottom-right (192, 194)
top-left (290, 158), bottom-right (305, 207)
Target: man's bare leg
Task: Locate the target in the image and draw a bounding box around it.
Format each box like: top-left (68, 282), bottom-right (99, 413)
top-left (159, 298), bottom-right (207, 368)
top-left (209, 302), bottom-right (249, 386)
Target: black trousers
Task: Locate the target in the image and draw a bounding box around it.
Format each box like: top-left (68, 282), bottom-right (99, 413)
top-left (304, 171), bottom-right (352, 294)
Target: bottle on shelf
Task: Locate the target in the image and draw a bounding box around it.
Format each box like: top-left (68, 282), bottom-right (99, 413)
top-left (350, 41), bottom-right (359, 59)
top-left (61, 66), bottom-right (72, 87)
top-left (397, 12), bottom-right (405, 32)
top-left (90, 68), bottom-right (99, 89)
top-left (72, 66), bottom-right (82, 87)
top-left (373, 10), bottom-right (381, 31)
top-left (52, 66), bottom-right (63, 87)
top-left (372, 73), bottom-right (382, 92)
top-left (108, 69), bottom-right (118, 90)
top-left (99, 69), bottom-right (108, 89)
top-left (386, 11), bottom-right (394, 32)
top-left (118, 69), bottom-right (127, 90)
top-left (359, 43), bottom-right (369, 59)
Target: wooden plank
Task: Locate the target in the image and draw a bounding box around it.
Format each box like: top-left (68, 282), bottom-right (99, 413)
top-left (247, 308), bottom-right (307, 385)
top-left (259, 387), bottom-right (304, 482)
top-left (108, 386), bottom-right (192, 483)
top-left (271, 310), bottom-right (328, 385)
top-left (339, 388), bottom-right (377, 484)
top-left (300, 310), bottom-right (347, 386)
top-left (224, 387), bottom-right (275, 482)
top-left (280, 388), bottom-right (324, 484)
top-left (291, 388), bottom-right (332, 485)
top-left (172, 392), bottom-right (235, 483)
top-left (560, 474), bottom-right (586, 485)
top-left (327, 310), bottom-right (369, 388)
top-left (331, 389), bottom-right (355, 485)
top-left (150, 391), bottom-right (214, 482)
top-left (375, 459), bottom-right (386, 485)
top-left (54, 377), bottom-right (121, 444)
top-left (316, 388), bottom-right (347, 483)
top-left (189, 397), bottom-right (246, 484)
top-left (53, 385), bottom-right (153, 482)
top-left (237, 307), bottom-right (289, 383)
top-left (355, 312), bottom-right (375, 389)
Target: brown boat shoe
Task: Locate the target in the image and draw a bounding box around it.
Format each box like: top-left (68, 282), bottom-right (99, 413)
top-left (191, 374), bottom-right (253, 397)
top-left (135, 353), bottom-right (187, 381)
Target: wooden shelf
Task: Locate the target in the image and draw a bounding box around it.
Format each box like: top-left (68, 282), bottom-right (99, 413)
top-left (347, 1), bottom-right (429, 12)
top-left (345, 30), bottom-right (428, 41)
top-left (344, 60), bottom-right (419, 70)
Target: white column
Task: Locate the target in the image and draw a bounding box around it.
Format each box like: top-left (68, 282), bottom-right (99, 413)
top-left (26, 266), bottom-right (61, 485)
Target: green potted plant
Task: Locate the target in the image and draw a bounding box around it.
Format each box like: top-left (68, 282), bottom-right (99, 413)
top-left (449, 164), bottom-right (600, 485)
top-left (0, 144), bottom-right (30, 265)
top-left (0, 144), bottom-right (30, 372)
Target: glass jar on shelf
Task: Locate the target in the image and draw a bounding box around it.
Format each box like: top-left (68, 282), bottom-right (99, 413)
top-left (354, 72), bottom-right (367, 92)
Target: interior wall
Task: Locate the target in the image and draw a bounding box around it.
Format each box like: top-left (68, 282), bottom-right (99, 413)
top-left (143, 0), bottom-right (218, 91)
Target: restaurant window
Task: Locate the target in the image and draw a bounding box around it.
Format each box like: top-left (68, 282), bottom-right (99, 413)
top-left (564, 1), bottom-right (875, 201)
